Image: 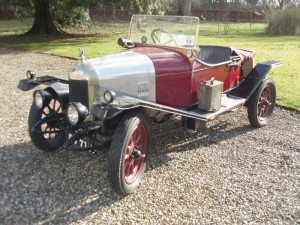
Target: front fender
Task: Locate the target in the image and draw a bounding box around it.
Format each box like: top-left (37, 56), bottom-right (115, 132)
top-left (45, 82), bottom-right (69, 109)
top-left (18, 75), bottom-right (68, 91)
top-left (18, 74), bottom-right (70, 110)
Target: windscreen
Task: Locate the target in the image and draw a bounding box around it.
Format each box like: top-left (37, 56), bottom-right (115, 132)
top-left (129, 14), bottom-right (199, 49)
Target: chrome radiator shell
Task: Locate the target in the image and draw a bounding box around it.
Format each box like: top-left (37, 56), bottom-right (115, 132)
top-left (69, 51), bottom-right (156, 111)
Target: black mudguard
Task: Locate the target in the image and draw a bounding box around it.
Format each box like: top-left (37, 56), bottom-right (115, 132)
top-left (18, 75), bottom-right (68, 91)
top-left (18, 75), bottom-right (70, 109)
top-left (229, 60), bottom-right (282, 100)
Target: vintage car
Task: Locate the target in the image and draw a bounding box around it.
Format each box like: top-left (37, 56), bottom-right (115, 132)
top-left (18, 15), bottom-right (282, 195)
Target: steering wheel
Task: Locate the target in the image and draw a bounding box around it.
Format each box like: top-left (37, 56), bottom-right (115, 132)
top-left (151, 29), bottom-right (178, 46)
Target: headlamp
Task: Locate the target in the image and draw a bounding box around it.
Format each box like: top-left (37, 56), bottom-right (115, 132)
top-left (104, 90), bottom-right (116, 103)
top-left (33, 90), bottom-right (52, 109)
top-left (66, 102), bottom-right (88, 126)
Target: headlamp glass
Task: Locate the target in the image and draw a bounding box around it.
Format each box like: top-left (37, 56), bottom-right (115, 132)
top-left (34, 91), bottom-right (43, 109)
top-left (67, 104), bottom-right (79, 125)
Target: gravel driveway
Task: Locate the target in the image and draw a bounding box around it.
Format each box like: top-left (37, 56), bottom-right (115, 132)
top-left (0, 48), bottom-right (299, 224)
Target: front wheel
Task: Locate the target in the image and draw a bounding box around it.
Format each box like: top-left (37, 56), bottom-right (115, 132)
top-left (28, 95), bottom-right (67, 152)
top-left (108, 111), bottom-right (151, 195)
top-left (247, 78), bottom-right (276, 128)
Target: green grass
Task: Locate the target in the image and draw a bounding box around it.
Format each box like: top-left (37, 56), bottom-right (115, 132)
top-left (0, 20), bottom-right (128, 58)
top-left (0, 20), bottom-right (299, 110)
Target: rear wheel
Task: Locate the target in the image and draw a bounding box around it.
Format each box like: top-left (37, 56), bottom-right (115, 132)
top-left (108, 111), bottom-right (151, 195)
top-left (247, 78), bottom-right (276, 128)
top-left (28, 95), bottom-right (66, 151)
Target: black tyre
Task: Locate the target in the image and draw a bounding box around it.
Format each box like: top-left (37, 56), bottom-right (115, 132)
top-left (28, 95), bottom-right (66, 151)
top-left (247, 78), bottom-right (276, 128)
top-left (108, 111), bottom-right (151, 195)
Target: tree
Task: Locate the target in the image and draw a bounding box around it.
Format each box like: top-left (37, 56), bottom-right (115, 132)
top-left (3, 0), bottom-right (172, 35)
top-left (27, 0), bottom-right (64, 35)
top-left (178, 0), bottom-right (192, 16)
top-left (2, 0), bottom-right (95, 35)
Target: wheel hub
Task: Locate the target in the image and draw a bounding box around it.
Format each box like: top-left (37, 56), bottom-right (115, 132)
top-left (132, 148), bottom-right (142, 158)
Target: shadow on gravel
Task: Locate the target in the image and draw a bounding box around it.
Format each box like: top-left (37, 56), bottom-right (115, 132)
top-left (149, 121), bottom-right (255, 169)
top-left (1, 120), bottom-right (254, 224)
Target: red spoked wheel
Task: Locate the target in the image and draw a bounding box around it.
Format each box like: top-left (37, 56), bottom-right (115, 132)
top-left (247, 78), bottom-right (276, 128)
top-left (28, 95), bottom-right (66, 151)
top-left (124, 124), bottom-right (147, 185)
top-left (109, 111), bottom-right (151, 195)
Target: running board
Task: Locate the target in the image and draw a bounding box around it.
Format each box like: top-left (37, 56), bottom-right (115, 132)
top-left (185, 95), bottom-right (246, 120)
top-left (139, 95), bottom-right (246, 122)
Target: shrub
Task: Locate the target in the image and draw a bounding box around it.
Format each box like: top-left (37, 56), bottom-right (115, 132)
top-left (266, 9), bottom-right (300, 35)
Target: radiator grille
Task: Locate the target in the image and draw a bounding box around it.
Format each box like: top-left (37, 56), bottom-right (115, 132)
top-left (137, 81), bottom-right (149, 100)
top-left (69, 80), bottom-right (89, 108)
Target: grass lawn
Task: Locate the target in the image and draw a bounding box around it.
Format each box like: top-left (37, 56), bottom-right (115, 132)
top-left (0, 19), bottom-right (299, 110)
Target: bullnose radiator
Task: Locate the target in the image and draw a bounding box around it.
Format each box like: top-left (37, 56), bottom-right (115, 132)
top-left (69, 79), bottom-right (89, 109)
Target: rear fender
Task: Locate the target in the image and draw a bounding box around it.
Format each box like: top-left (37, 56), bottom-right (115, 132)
top-left (229, 60), bottom-right (282, 100)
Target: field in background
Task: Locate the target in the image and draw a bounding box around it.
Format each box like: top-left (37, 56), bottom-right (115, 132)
top-left (0, 19), bottom-right (299, 110)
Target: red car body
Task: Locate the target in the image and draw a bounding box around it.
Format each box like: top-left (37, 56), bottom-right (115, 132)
top-left (132, 46), bottom-right (255, 108)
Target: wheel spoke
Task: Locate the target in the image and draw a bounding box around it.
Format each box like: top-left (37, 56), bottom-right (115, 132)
top-left (47, 106), bottom-right (52, 114)
top-left (129, 136), bottom-right (135, 149)
top-left (57, 105), bottom-right (62, 113)
top-left (132, 161), bottom-right (138, 174)
top-left (53, 100), bottom-right (57, 111)
top-left (124, 153), bottom-right (130, 160)
top-left (260, 108), bottom-right (265, 117)
top-left (125, 164), bottom-right (130, 177)
top-left (135, 133), bottom-right (141, 147)
top-left (125, 146), bottom-right (132, 160)
top-left (125, 162), bottom-right (134, 177)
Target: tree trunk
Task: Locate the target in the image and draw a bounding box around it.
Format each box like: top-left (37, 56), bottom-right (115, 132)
top-left (105, 2), bottom-right (116, 20)
top-left (247, 0), bottom-right (259, 7)
top-left (26, 0), bottom-right (65, 35)
top-left (178, 0), bottom-right (192, 16)
top-left (279, 0), bottom-right (285, 9)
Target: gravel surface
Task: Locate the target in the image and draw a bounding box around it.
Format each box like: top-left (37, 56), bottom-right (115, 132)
top-left (0, 48), bottom-right (299, 224)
